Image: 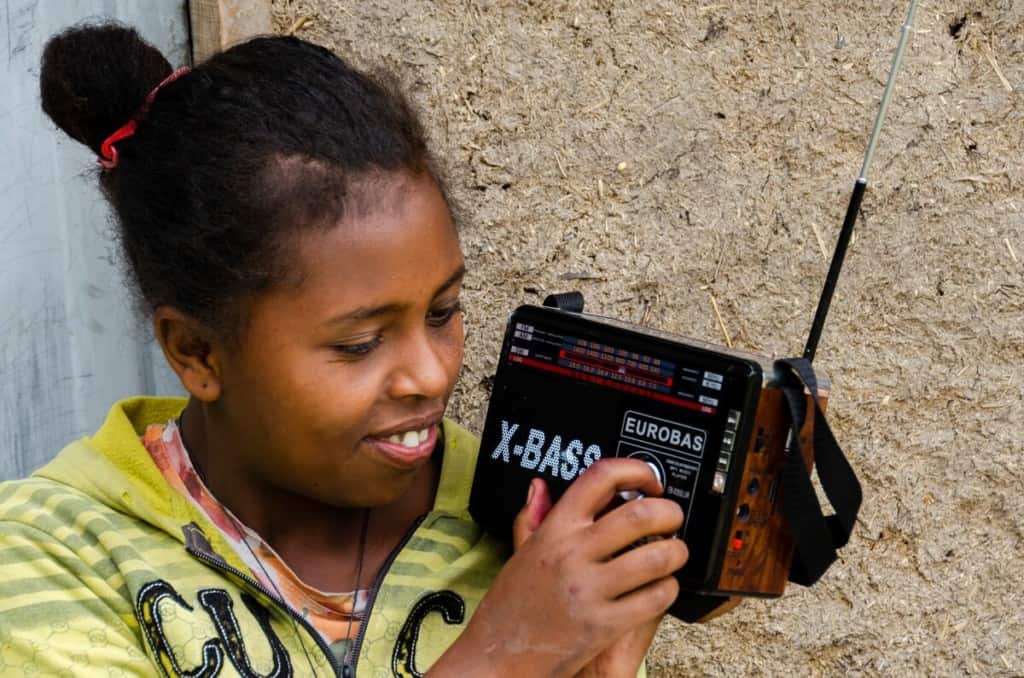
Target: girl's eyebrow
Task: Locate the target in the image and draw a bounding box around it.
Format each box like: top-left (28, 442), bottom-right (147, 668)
top-left (433, 264), bottom-right (467, 297)
top-left (323, 264), bottom-right (467, 325)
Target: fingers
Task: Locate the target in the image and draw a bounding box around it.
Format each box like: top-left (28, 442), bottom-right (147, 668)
top-left (512, 478), bottom-right (553, 550)
top-left (553, 458), bottom-right (664, 521)
top-left (598, 537), bottom-right (689, 599)
top-left (584, 497), bottom-right (684, 559)
top-left (608, 575), bottom-right (681, 629)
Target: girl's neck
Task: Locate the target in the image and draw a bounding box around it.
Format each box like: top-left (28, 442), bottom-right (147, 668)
top-left (178, 399), bottom-right (440, 592)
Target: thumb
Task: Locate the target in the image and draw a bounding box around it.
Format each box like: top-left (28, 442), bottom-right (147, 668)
top-left (512, 478), bottom-right (552, 550)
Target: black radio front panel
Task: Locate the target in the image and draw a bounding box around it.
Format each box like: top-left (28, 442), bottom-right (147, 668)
top-left (470, 305), bottom-right (764, 590)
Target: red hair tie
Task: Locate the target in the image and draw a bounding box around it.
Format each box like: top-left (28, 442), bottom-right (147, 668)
top-left (98, 66), bottom-right (191, 170)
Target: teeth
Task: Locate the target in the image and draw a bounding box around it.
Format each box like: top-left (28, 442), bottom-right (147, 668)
top-left (384, 426), bottom-right (432, 448)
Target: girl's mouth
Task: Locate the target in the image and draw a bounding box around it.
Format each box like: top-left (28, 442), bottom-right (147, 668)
top-left (366, 424), bottom-right (439, 469)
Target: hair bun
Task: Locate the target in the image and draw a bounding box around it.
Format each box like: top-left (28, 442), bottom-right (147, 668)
top-left (40, 23), bottom-right (172, 155)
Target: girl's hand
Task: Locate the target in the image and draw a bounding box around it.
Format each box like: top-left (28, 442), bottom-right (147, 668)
top-left (430, 459), bottom-right (688, 678)
top-left (572, 619), bottom-right (662, 678)
top-left (514, 477), bottom-right (668, 678)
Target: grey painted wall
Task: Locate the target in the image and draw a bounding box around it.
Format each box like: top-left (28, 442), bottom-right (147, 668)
top-left (1, 1), bottom-right (189, 480)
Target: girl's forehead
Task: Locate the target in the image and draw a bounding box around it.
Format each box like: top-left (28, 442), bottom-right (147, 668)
top-left (263, 178), bottom-right (462, 319)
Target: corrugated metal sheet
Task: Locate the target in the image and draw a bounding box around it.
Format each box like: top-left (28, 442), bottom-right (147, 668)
top-left (1, 1), bottom-right (190, 480)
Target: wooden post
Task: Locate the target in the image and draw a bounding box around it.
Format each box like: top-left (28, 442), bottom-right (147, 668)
top-left (189, 0), bottom-right (273, 64)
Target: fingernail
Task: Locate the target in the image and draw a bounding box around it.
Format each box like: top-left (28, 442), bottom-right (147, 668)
top-left (526, 480), bottom-right (536, 505)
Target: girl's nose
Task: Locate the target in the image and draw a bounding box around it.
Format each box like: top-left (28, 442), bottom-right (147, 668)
top-left (389, 330), bottom-right (451, 401)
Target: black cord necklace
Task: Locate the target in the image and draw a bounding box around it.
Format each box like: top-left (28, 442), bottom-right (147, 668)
top-left (342, 508), bottom-right (370, 678)
top-left (176, 412), bottom-right (372, 676)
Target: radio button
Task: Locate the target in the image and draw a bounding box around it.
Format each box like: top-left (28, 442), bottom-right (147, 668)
top-left (721, 432), bottom-right (735, 451)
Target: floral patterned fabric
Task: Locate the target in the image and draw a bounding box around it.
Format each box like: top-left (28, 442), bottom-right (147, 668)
top-left (141, 420), bottom-right (369, 649)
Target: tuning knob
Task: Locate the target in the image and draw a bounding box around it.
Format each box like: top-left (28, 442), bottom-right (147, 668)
top-left (618, 461), bottom-right (665, 502)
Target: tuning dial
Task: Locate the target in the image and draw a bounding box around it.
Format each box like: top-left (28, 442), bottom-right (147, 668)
top-left (619, 457), bottom-right (666, 501)
top-left (644, 461), bottom-right (664, 487)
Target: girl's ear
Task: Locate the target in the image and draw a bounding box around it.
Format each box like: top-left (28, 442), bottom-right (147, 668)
top-left (153, 307), bottom-right (224, 402)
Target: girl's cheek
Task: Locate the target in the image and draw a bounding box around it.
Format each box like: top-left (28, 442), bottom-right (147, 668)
top-left (445, 321), bottom-right (466, 369)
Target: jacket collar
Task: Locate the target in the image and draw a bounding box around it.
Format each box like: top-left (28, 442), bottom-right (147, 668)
top-left (32, 397), bottom-right (253, 566)
top-left (34, 397), bottom-right (480, 566)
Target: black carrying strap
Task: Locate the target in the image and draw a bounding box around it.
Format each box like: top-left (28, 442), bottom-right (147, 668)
top-left (775, 358), bottom-right (862, 586)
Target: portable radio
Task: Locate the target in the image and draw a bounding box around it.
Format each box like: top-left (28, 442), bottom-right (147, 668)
top-left (468, 297), bottom-right (858, 621)
top-left (468, 0), bottom-right (920, 621)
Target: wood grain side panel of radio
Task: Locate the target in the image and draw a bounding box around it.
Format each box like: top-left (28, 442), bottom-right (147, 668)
top-left (715, 387), bottom-right (825, 596)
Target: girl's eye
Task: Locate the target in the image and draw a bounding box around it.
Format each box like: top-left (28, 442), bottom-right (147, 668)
top-left (330, 303), bottom-right (460, 358)
top-left (331, 336), bottom-right (383, 356)
top-left (427, 301), bottom-right (462, 327)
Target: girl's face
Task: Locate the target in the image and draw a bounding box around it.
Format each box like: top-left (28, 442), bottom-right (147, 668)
top-left (216, 175), bottom-right (465, 507)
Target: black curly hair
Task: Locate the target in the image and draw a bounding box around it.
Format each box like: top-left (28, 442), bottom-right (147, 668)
top-left (40, 24), bottom-right (444, 340)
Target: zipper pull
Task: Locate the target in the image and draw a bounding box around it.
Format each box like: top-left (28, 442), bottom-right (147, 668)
top-left (342, 663), bottom-right (354, 678)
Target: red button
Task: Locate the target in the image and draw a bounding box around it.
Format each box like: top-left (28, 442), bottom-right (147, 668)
top-left (732, 538), bottom-right (743, 551)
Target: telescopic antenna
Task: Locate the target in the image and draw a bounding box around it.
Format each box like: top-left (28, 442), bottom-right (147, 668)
top-left (802, 0), bottom-right (920, 362)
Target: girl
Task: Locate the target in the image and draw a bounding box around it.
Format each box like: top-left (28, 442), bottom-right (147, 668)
top-left (0, 25), bottom-right (688, 677)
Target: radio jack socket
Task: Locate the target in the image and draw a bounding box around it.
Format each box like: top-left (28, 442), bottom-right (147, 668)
top-left (754, 428), bottom-right (766, 453)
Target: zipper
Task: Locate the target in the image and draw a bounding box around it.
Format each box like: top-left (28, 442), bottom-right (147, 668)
top-left (346, 513), bottom-right (428, 677)
top-left (186, 547), bottom-right (342, 677)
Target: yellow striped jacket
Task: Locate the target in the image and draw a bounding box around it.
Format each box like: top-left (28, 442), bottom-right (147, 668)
top-left (0, 397), bottom-right (508, 677)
